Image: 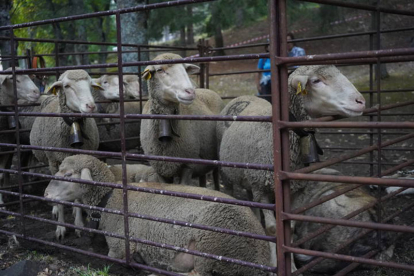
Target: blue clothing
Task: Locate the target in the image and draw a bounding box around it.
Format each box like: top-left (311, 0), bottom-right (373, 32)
top-left (288, 46), bottom-right (306, 57)
top-left (257, 58), bottom-right (271, 85)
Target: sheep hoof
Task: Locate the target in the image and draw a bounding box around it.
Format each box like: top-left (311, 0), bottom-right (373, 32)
top-left (56, 226), bottom-right (66, 241)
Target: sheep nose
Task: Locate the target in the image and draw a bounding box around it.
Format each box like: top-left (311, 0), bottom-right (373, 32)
top-left (355, 97), bottom-right (365, 106)
top-left (86, 104), bottom-right (96, 112)
top-left (184, 89), bottom-right (195, 95)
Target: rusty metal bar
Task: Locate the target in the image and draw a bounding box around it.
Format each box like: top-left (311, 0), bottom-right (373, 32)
top-left (292, 159), bottom-right (414, 215)
top-left (0, 171), bottom-right (275, 210)
top-left (283, 172), bottom-right (414, 189)
top-left (321, 147), bottom-right (414, 152)
top-left (292, 201), bottom-right (414, 275)
top-left (295, 133), bottom-right (414, 174)
top-left (0, 0), bottom-right (215, 31)
top-left (280, 121), bottom-right (414, 129)
top-left (298, 0), bottom-right (414, 16)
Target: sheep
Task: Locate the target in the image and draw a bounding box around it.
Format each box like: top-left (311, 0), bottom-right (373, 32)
top-left (91, 75), bottom-right (141, 153)
top-left (30, 69), bottom-right (102, 240)
top-left (217, 65), bottom-right (366, 264)
top-left (292, 168), bottom-right (393, 273)
top-left (44, 154), bottom-right (271, 276)
top-left (140, 53), bottom-right (224, 186)
top-left (93, 74), bottom-right (140, 99)
top-left (0, 68), bottom-right (40, 208)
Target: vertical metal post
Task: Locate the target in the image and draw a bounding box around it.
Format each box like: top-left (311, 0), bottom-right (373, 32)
top-left (10, 28), bottom-right (26, 237)
top-left (54, 42), bottom-right (60, 80)
top-left (137, 46), bottom-right (143, 114)
top-left (115, 11), bottom-right (131, 265)
top-left (368, 34), bottom-right (374, 177)
top-left (270, 0), bottom-right (287, 275)
top-left (198, 39), bottom-right (205, 88)
top-left (374, 0), bottom-right (383, 250)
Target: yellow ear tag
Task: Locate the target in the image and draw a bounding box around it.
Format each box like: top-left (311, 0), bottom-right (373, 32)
top-left (296, 83), bottom-right (307, 96)
top-left (96, 82), bottom-right (101, 86)
top-left (143, 69), bottom-right (152, 80)
top-left (52, 87), bottom-right (57, 95)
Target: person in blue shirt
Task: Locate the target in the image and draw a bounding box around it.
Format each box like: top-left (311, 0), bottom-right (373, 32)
top-left (256, 33), bottom-right (305, 103)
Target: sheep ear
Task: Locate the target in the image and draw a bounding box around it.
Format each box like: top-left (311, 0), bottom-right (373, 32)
top-left (91, 79), bottom-right (104, 91)
top-left (0, 74), bottom-right (12, 85)
top-left (46, 81), bottom-right (63, 95)
top-left (142, 66), bottom-right (154, 80)
top-left (80, 168), bottom-right (93, 181)
top-left (184, 64), bottom-right (200, 75)
top-left (290, 75), bottom-right (309, 95)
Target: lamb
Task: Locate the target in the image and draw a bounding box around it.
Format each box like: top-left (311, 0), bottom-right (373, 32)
top-left (140, 53), bottom-right (224, 185)
top-left (292, 168), bottom-right (393, 273)
top-left (91, 75), bottom-right (141, 152)
top-left (30, 69), bottom-right (102, 239)
top-left (0, 68), bottom-right (40, 207)
top-left (44, 154), bottom-right (270, 276)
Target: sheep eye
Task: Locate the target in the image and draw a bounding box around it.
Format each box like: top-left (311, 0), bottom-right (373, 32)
top-left (64, 172), bottom-right (72, 177)
top-left (16, 80), bottom-right (20, 83)
top-left (156, 68), bottom-right (164, 73)
top-left (103, 81), bottom-right (108, 84)
top-left (312, 79), bottom-right (321, 84)
top-left (64, 85), bottom-right (70, 89)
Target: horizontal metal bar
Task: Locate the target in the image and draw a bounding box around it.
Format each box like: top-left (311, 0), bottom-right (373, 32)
top-left (283, 171), bottom-right (414, 188)
top-left (280, 121), bottom-right (414, 129)
top-left (285, 245), bottom-right (414, 271)
top-left (276, 47), bottom-right (414, 65)
top-left (298, 0), bottom-right (414, 16)
top-left (0, 0), bottom-right (215, 31)
top-left (0, 170), bottom-right (275, 210)
top-left (322, 147), bottom-right (414, 152)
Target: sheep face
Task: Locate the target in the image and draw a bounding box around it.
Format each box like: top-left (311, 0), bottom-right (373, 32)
top-left (96, 75), bottom-right (125, 100)
top-left (290, 65), bottom-right (365, 118)
top-left (143, 63), bottom-right (200, 105)
top-left (0, 69), bottom-right (40, 103)
top-left (124, 75), bottom-right (140, 99)
top-left (48, 70), bottom-right (101, 113)
top-left (44, 170), bottom-right (83, 202)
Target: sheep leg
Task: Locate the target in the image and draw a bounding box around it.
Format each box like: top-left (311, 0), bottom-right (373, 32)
top-left (53, 204), bottom-right (66, 240)
top-left (180, 167), bottom-right (193, 185)
top-left (0, 153), bottom-right (13, 209)
top-left (212, 168), bottom-right (220, 191)
top-left (198, 175), bottom-right (206, 188)
top-left (73, 200), bottom-right (84, 238)
top-left (247, 190), bottom-right (261, 222)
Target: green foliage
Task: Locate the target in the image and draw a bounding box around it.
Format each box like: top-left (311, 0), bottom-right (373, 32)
top-left (74, 264), bottom-right (112, 276)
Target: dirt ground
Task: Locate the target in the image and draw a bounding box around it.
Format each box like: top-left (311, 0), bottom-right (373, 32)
top-left (1, 11), bottom-right (414, 276)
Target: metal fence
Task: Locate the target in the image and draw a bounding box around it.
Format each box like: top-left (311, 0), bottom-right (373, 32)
top-left (0, 0), bottom-right (413, 275)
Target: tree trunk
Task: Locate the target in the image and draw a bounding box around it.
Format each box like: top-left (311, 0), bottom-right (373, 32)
top-left (211, 4), bottom-right (225, 56)
top-left (179, 26), bottom-right (186, 57)
top-left (0, 0), bottom-right (12, 69)
top-left (117, 0), bottom-right (149, 74)
top-left (186, 6), bottom-right (194, 45)
top-left (72, 0), bottom-right (89, 67)
top-left (91, 1), bottom-right (111, 73)
top-left (235, 7), bottom-right (244, 28)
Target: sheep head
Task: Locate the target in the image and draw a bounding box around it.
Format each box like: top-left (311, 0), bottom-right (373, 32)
top-left (0, 67), bottom-right (40, 104)
top-left (44, 155), bottom-right (114, 206)
top-left (93, 75), bottom-right (126, 100)
top-left (290, 65), bottom-right (365, 118)
top-left (47, 70), bottom-right (103, 113)
top-left (143, 53), bottom-right (200, 105)
top-left (123, 75), bottom-right (140, 99)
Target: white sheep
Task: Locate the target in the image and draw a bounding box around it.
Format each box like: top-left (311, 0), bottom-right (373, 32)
top-left (292, 168), bottom-right (394, 273)
top-left (108, 163), bottom-right (166, 183)
top-left (30, 69), bottom-right (102, 240)
top-left (140, 53), bottom-right (224, 186)
top-left (0, 68), bottom-right (40, 208)
top-left (91, 75), bottom-right (141, 153)
top-left (218, 65), bottom-right (366, 264)
top-left (44, 154), bottom-right (271, 276)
